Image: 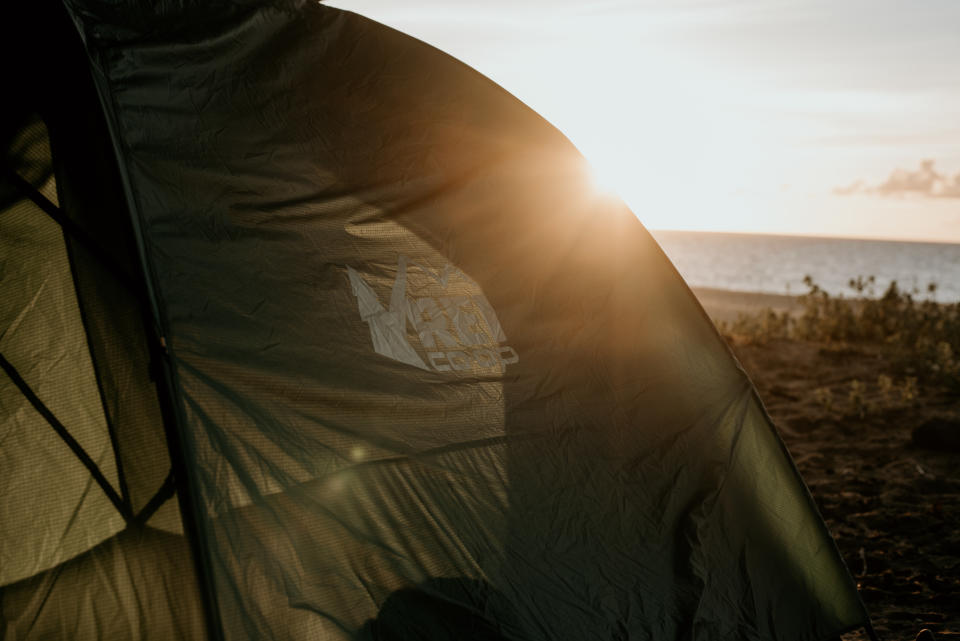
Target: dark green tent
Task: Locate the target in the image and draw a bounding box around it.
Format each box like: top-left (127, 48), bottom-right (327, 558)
top-left (1, 1), bottom-right (874, 639)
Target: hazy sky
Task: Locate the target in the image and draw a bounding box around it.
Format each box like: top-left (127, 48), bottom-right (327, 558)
top-left (326, 0), bottom-right (960, 242)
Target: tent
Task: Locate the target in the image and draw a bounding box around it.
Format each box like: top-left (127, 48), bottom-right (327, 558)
top-left (1, 1), bottom-right (874, 639)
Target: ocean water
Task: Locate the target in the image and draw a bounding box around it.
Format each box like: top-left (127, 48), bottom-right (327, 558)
top-left (652, 230), bottom-right (960, 303)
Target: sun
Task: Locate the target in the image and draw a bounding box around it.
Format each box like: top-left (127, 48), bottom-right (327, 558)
top-left (584, 156), bottom-right (624, 199)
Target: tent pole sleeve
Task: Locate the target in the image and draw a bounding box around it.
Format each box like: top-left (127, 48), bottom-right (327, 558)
top-left (0, 351), bottom-right (132, 522)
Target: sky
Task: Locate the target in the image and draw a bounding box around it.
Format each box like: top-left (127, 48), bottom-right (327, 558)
top-left (326, 0), bottom-right (960, 243)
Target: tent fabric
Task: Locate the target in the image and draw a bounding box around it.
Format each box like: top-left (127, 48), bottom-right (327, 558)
top-left (1, 7), bottom-right (195, 637)
top-left (1, 0), bottom-right (870, 639)
top-left (0, 117), bottom-right (126, 587)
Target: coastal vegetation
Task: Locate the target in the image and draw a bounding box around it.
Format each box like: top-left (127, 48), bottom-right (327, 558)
top-left (718, 275), bottom-right (960, 397)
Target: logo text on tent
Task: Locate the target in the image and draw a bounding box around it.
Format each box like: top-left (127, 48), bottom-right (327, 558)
top-left (348, 256), bottom-right (518, 374)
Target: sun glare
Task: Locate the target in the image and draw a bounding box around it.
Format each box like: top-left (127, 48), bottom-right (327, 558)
top-left (585, 159), bottom-right (622, 199)
top-left (565, 94), bottom-right (791, 235)
top-left (326, 0), bottom-right (960, 243)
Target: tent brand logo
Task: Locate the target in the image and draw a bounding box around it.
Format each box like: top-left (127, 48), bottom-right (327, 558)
top-left (347, 256), bottom-right (518, 374)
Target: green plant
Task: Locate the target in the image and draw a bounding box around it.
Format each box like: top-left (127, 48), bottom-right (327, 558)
top-left (715, 275), bottom-right (960, 389)
top-left (848, 379), bottom-right (867, 418)
top-left (876, 374), bottom-right (893, 407)
top-left (813, 386), bottom-right (833, 412)
top-left (899, 376), bottom-right (918, 405)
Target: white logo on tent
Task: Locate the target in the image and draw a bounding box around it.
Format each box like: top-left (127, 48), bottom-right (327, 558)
top-left (348, 255), bottom-right (518, 374)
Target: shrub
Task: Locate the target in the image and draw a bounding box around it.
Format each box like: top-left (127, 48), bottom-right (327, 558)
top-left (716, 276), bottom-right (960, 389)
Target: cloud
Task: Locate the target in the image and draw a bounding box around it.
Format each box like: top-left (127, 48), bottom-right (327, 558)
top-left (836, 160), bottom-right (960, 198)
top-left (832, 179), bottom-right (864, 196)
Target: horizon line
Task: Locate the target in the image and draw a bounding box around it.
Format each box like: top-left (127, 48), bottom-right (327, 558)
top-left (648, 228), bottom-right (960, 247)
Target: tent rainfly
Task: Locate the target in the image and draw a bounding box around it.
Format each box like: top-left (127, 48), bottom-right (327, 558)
top-left (1, 1), bottom-right (876, 640)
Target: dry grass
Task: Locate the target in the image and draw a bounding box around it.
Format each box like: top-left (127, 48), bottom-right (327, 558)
top-left (717, 276), bottom-right (960, 392)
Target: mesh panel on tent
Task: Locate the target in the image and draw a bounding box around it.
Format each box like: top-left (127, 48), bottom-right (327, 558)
top-left (0, 118), bottom-right (125, 587)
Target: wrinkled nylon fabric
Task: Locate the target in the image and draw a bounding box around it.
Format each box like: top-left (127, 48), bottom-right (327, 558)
top-left (0, 118), bottom-right (125, 587)
top-left (4, 0), bottom-right (870, 639)
top-left (2, 527), bottom-right (204, 640)
top-left (0, 114), bottom-right (197, 637)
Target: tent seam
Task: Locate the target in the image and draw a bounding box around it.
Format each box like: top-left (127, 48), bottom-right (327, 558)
top-left (67, 25), bottom-right (228, 641)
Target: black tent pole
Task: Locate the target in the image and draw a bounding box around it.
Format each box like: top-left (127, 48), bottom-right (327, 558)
top-left (0, 351), bottom-right (131, 521)
top-left (6, 160), bottom-right (226, 641)
top-left (57, 31), bottom-right (231, 640)
top-left (145, 325), bottom-right (227, 641)
top-left (147, 329), bottom-right (228, 641)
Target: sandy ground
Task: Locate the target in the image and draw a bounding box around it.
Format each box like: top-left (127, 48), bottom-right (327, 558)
top-left (692, 287), bottom-right (803, 324)
top-left (693, 287), bottom-right (959, 641)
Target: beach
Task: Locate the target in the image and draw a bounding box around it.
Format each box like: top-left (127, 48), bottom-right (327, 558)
top-left (691, 287), bottom-right (802, 324)
top-left (693, 287), bottom-right (960, 641)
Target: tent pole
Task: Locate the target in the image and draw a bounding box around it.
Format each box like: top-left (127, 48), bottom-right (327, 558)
top-left (7, 159), bottom-right (226, 641)
top-left (148, 329), bottom-right (228, 641)
top-left (0, 351), bottom-right (131, 521)
top-left (60, 28), bottom-right (231, 635)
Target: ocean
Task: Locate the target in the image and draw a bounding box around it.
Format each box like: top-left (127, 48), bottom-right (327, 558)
top-left (651, 230), bottom-right (960, 303)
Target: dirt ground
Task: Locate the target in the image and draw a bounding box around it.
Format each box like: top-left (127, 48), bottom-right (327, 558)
top-left (724, 334), bottom-right (959, 641)
top-left (693, 287), bottom-right (959, 641)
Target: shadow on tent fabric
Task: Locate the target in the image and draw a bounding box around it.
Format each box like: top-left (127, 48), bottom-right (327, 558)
top-left (357, 578), bottom-right (522, 641)
top-left (0, 526), bottom-right (204, 639)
